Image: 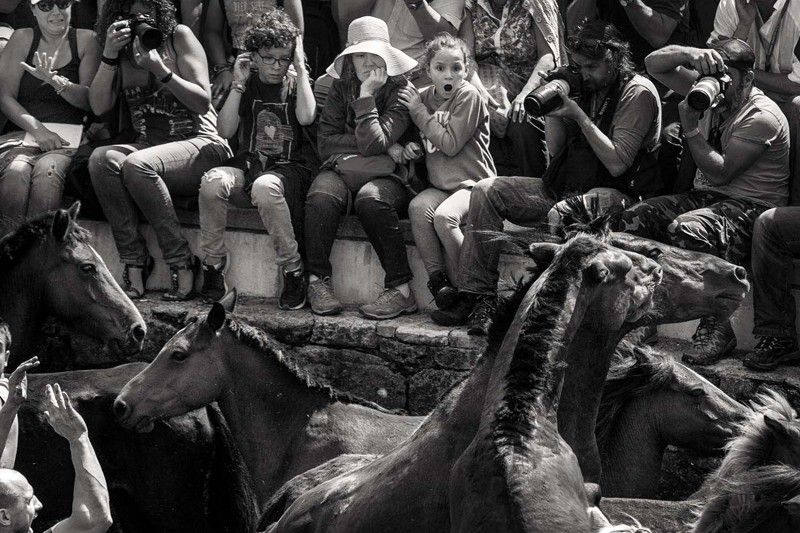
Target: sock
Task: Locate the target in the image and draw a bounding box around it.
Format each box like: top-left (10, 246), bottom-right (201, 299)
top-left (396, 283), bottom-right (410, 297)
top-left (204, 257), bottom-right (225, 270)
top-left (309, 274), bottom-right (320, 282)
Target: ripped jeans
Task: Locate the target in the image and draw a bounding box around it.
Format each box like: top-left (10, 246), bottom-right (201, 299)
top-left (0, 150), bottom-right (74, 228)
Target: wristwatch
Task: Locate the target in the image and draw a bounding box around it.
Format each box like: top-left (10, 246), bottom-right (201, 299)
top-left (406, 0), bottom-right (425, 10)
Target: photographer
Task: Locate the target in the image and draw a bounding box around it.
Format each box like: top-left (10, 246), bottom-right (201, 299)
top-left (88, 0), bottom-right (232, 301)
top-left (432, 20), bottom-right (662, 334)
top-left (620, 38), bottom-right (790, 365)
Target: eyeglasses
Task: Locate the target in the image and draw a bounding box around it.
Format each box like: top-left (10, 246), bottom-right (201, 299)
top-left (252, 52), bottom-right (292, 66)
top-left (35, 0), bottom-right (73, 11)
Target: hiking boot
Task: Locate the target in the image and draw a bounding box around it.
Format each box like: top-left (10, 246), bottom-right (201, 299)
top-left (682, 316), bottom-right (736, 366)
top-left (279, 266), bottom-right (308, 310)
top-left (200, 257), bottom-right (228, 303)
top-left (427, 270), bottom-right (458, 310)
top-left (360, 288), bottom-right (418, 320)
top-left (163, 257), bottom-right (200, 302)
top-left (743, 335), bottom-right (800, 371)
top-left (432, 293), bottom-right (479, 327)
top-left (307, 277), bottom-right (343, 316)
top-left (467, 295), bottom-right (497, 336)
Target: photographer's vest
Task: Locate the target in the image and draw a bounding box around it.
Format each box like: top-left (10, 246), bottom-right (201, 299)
top-left (543, 74), bottom-right (663, 200)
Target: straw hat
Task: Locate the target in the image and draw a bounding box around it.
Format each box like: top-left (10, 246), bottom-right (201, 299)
top-left (326, 16), bottom-right (417, 79)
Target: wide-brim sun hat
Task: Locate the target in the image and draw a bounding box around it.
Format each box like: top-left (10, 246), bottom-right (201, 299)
top-left (326, 16), bottom-right (417, 79)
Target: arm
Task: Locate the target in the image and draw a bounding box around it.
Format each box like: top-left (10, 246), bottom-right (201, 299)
top-left (317, 81), bottom-right (360, 158)
top-left (293, 37), bottom-right (315, 126)
top-left (404, 0), bottom-right (459, 38)
top-left (644, 45), bottom-right (726, 96)
top-left (0, 30), bottom-right (38, 132)
top-left (545, 115), bottom-right (568, 157)
top-left (216, 53), bottom-right (249, 139)
top-left (0, 358), bottom-right (39, 469)
top-left (54, 31), bottom-right (100, 113)
top-left (352, 91), bottom-right (412, 156)
top-left (179, 0), bottom-right (204, 37)
top-left (754, 69), bottom-right (800, 95)
top-left (403, 87), bottom-right (484, 156)
top-left (622, 0), bottom-right (680, 48)
top-left (46, 384), bottom-right (112, 533)
top-left (510, 23), bottom-right (555, 122)
top-left (90, 20), bottom-right (132, 116)
top-left (203, 0), bottom-right (232, 102)
top-left (284, 0), bottom-right (305, 33)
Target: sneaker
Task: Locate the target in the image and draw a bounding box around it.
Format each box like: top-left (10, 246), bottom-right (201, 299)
top-left (307, 277), bottom-right (343, 316)
top-left (279, 266), bottom-right (308, 310)
top-left (743, 335), bottom-right (800, 371)
top-left (682, 316), bottom-right (736, 366)
top-left (427, 270), bottom-right (459, 310)
top-left (359, 288), bottom-right (418, 320)
top-left (467, 295), bottom-right (497, 336)
top-left (200, 257), bottom-right (228, 303)
top-left (431, 293), bottom-right (479, 327)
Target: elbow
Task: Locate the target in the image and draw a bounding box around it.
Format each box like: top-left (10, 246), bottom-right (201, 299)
top-left (608, 162), bottom-right (629, 178)
top-left (644, 33), bottom-right (670, 49)
top-left (74, 506), bottom-right (113, 533)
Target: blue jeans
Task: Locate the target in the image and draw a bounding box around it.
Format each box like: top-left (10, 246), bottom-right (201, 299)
top-left (0, 150), bottom-right (74, 229)
top-left (304, 170), bottom-right (412, 288)
top-left (88, 137), bottom-right (231, 266)
top-left (751, 207), bottom-right (800, 339)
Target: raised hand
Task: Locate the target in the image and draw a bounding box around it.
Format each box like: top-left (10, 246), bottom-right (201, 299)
top-left (231, 53), bottom-right (252, 85)
top-left (131, 36), bottom-right (166, 75)
top-left (687, 47), bottom-right (727, 76)
top-left (6, 357), bottom-right (39, 407)
top-left (360, 66), bottom-right (388, 97)
top-left (20, 51), bottom-right (59, 84)
top-left (397, 84), bottom-right (421, 109)
top-left (293, 35), bottom-right (307, 74)
top-left (103, 20), bottom-right (132, 58)
top-left (44, 383), bottom-right (88, 443)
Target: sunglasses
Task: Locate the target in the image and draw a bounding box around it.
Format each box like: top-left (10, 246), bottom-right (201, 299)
top-left (35, 0), bottom-right (73, 11)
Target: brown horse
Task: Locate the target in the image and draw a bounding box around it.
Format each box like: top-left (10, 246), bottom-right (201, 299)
top-left (266, 232), bottom-right (661, 532)
top-left (596, 342), bottom-right (748, 498)
top-left (18, 364), bottom-right (257, 533)
top-left (0, 203), bottom-right (146, 365)
top-left (114, 290), bottom-right (423, 508)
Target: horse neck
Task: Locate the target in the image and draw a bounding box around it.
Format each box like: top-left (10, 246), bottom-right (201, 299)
top-left (214, 337), bottom-right (330, 503)
top-left (0, 258), bottom-right (46, 357)
top-left (600, 395), bottom-right (665, 497)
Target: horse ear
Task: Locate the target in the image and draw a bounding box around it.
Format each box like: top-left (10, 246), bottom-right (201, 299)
top-left (586, 261), bottom-right (609, 283)
top-left (782, 494), bottom-right (800, 518)
top-left (67, 201), bottom-right (81, 220)
top-left (206, 302), bottom-right (227, 332)
top-left (527, 242), bottom-right (558, 267)
top-left (764, 411), bottom-right (790, 437)
top-left (218, 288), bottom-right (238, 313)
top-left (51, 209), bottom-right (71, 242)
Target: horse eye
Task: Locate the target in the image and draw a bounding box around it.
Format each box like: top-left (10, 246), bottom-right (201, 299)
top-left (171, 351), bottom-right (188, 362)
top-left (80, 263), bottom-right (97, 273)
top-left (647, 248), bottom-right (663, 259)
top-left (689, 387), bottom-right (705, 397)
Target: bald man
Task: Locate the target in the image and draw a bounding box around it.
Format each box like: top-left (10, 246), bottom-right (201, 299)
top-left (0, 384), bottom-right (111, 533)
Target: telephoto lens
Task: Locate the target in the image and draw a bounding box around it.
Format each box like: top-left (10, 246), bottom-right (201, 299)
top-left (687, 76), bottom-right (722, 111)
top-left (524, 79), bottom-right (571, 117)
top-left (130, 16), bottom-right (164, 50)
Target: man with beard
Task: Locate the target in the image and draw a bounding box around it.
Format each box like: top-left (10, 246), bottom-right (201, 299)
top-left (432, 20), bottom-right (663, 333)
top-left (619, 37), bottom-right (790, 365)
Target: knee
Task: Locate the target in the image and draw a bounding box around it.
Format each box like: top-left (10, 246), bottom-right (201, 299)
top-left (408, 194), bottom-right (434, 224)
top-left (31, 156), bottom-right (67, 183)
top-left (250, 174), bottom-right (283, 207)
top-left (753, 208), bottom-right (778, 242)
top-left (88, 147), bottom-right (119, 180)
top-left (199, 168), bottom-right (234, 202)
top-left (667, 215), bottom-right (700, 243)
top-left (433, 207), bottom-right (460, 234)
top-left (306, 171), bottom-right (347, 210)
top-left (353, 192), bottom-right (383, 217)
top-left (121, 152), bottom-right (155, 183)
top-left (471, 177), bottom-right (496, 204)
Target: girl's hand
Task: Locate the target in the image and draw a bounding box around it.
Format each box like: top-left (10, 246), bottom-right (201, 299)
top-left (388, 143), bottom-right (405, 164)
top-left (103, 20), bottom-right (132, 57)
top-left (20, 51), bottom-right (58, 85)
top-left (131, 37), bottom-right (165, 75)
top-left (402, 142), bottom-right (423, 161)
top-left (360, 66), bottom-right (388, 97)
top-left (397, 85), bottom-right (421, 109)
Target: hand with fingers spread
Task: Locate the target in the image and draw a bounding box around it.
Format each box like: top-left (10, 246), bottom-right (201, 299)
top-left (360, 66), bottom-right (388, 97)
top-left (44, 383), bottom-right (88, 443)
top-left (20, 50), bottom-right (59, 85)
top-left (6, 357), bottom-right (39, 408)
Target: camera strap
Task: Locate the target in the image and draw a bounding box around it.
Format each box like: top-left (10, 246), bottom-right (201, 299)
top-left (755, 0), bottom-right (791, 68)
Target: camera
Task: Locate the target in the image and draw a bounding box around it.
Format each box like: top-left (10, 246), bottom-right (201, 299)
top-left (687, 72), bottom-right (732, 111)
top-left (118, 13), bottom-right (164, 51)
top-left (524, 66), bottom-right (583, 117)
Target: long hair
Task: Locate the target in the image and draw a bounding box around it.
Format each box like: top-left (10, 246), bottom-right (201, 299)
top-left (95, 0), bottom-right (178, 48)
top-left (567, 19), bottom-right (636, 81)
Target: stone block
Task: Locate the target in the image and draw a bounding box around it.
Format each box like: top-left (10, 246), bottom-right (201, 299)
top-left (394, 319), bottom-right (451, 346)
top-left (408, 368), bottom-right (467, 414)
top-left (448, 329), bottom-right (486, 350)
top-left (245, 306), bottom-right (315, 345)
top-left (310, 314), bottom-right (378, 350)
top-left (378, 338), bottom-right (434, 371)
top-left (433, 346), bottom-right (481, 371)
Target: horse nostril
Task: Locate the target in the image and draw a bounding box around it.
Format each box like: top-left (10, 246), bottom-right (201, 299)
top-left (732, 267), bottom-right (748, 283)
top-left (113, 398), bottom-right (129, 420)
top-left (131, 324), bottom-right (146, 343)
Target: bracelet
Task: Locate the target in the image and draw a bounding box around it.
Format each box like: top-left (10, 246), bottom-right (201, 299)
top-left (683, 126), bottom-right (702, 139)
top-left (160, 70), bottom-right (174, 84)
top-left (211, 64), bottom-right (231, 77)
top-left (101, 55), bottom-right (120, 66)
top-left (51, 75), bottom-right (70, 95)
top-left (231, 82), bottom-right (246, 94)
top-left (55, 81), bottom-right (70, 95)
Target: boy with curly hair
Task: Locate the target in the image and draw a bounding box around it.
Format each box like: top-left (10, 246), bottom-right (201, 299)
top-left (198, 8), bottom-right (317, 308)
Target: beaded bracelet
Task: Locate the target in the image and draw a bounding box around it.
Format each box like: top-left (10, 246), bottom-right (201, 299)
top-left (160, 70), bottom-right (174, 84)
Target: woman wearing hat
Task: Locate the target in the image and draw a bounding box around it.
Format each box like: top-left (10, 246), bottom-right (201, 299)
top-left (305, 16), bottom-right (420, 319)
top-left (0, 0), bottom-right (99, 229)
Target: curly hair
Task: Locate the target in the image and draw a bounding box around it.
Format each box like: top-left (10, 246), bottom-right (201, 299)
top-left (0, 321), bottom-right (9, 349)
top-left (95, 0), bottom-right (178, 49)
top-left (567, 19), bottom-right (636, 81)
top-left (421, 32), bottom-right (474, 78)
top-left (242, 8), bottom-right (300, 53)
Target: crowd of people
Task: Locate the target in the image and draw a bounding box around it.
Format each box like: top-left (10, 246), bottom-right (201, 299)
top-left (0, 0), bottom-right (797, 373)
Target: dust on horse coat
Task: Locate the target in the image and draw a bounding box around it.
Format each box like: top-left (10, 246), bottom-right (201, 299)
top-left (596, 342), bottom-right (748, 498)
top-left (0, 203), bottom-right (146, 367)
top-left (17, 364), bottom-right (257, 533)
top-left (114, 290), bottom-right (423, 508)
top-left (267, 233), bottom-right (661, 533)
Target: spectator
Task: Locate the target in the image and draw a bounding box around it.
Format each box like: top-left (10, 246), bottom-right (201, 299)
top-left (0, 383), bottom-right (112, 533)
top-left (401, 33), bottom-right (494, 310)
top-left (710, 0), bottom-right (800, 204)
top-left (0, 0), bottom-right (99, 230)
top-left (198, 9), bottom-right (316, 309)
top-left (88, 0), bottom-right (232, 301)
top-left (204, 0), bottom-right (304, 106)
top-left (305, 16), bottom-right (418, 319)
top-left (433, 20), bottom-right (662, 334)
top-left (0, 324), bottom-right (38, 470)
top-left (743, 207), bottom-right (800, 370)
top-left (460, 0), bottom-right (566, 177)
top-left (621, 38), bottom-right (789, 365)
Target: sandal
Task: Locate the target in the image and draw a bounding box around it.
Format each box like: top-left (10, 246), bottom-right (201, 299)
top-left (122, 257), bottom-right (155, 300)
top-left (162, 256), bottom-right (200, 302)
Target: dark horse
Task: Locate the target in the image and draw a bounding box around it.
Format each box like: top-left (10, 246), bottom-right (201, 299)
top-left (0, 202), bottom-right (146, 365)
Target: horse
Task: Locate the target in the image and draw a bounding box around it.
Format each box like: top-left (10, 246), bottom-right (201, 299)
top-left (596, 342), bottom-right (748, 498)
top-left (0, 202), bottom-right (146, 366)
top-left (18, 365), bottom-right (257, 533)
top-left (114, 289), bottom-right (423, 508)
top-left (266, 232), bottom-right (661, 532)
top-left (691, 389), bottom-right (800, 533)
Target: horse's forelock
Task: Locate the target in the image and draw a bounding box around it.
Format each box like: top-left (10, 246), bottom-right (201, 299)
top-left (0, 211), bottom-right (90, 273)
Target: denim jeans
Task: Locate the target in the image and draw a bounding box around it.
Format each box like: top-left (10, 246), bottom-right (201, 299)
top-left (88, 137), bottom-right (231, 266)
top-left (456, 177), bottom-right (556, 294)
top-left (751, 207), bottom-right (800, 339)
top-left (198, 164), bottom-right (312, 270)
top-left (305, 170), bottom-right (412, 288)
top-left (491, 116), bottom-right (548, 178)
top-left (0, 151), bottom-right (73, 228)
top-left (408, 187), bottom-right (472, 278)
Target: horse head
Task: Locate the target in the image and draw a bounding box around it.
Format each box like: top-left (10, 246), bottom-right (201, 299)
top-left (114, 289), bottom-right (240, 432)
top-left (0, 202), bottom-right (146, 358)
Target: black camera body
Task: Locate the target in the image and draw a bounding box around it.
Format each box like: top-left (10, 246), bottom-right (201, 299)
top-left (524, 66), bottom-right (584, 117)
top-left (687, 71), bottom-right (732, 111)
top-left (118, 13), bottom-right (164, 51)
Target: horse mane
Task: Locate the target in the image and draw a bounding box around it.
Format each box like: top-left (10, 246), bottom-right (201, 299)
top-left (0, 211), bottom-right (90, 274)
top-left (221, 315), bottom-right (407, 415)
top-left (596, 341), bottom-right (675, 446)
